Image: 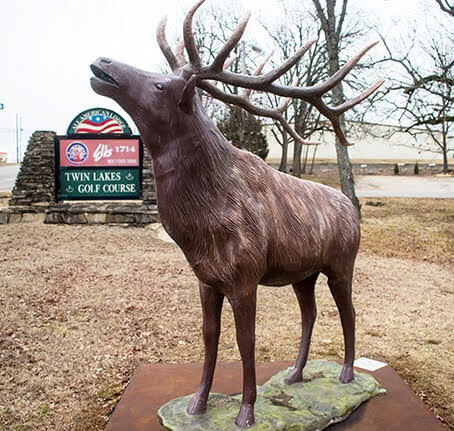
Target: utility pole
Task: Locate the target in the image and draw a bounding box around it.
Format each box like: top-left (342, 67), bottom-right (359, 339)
top-left (15, 113), bottom-right (21, 163)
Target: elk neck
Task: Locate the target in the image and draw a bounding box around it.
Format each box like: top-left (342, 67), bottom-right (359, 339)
top-left (139, 104), bottom-right (236, 222)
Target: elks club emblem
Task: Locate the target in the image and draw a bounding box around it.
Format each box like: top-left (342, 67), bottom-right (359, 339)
top-left (66, 142), bottom-right (89, 164)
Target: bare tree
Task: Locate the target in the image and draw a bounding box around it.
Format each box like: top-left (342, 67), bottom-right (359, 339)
top-left (311, 0), bottom-right (362, 213)
top-left (259, 4), bottom-right (328, 176)
top-left (376, 31), bottom-right (453, 173)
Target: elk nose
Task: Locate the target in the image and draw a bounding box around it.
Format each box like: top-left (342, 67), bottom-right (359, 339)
top-left (100, 58), bottom-right (112, 64)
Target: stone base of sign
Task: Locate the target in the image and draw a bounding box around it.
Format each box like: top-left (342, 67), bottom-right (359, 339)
top-left (105, 360), bottom-right (445, 431)
top-left (0, 203), bottom-right (51, 224)
top-left (44, 202), bottom-right (159, 225)
top-left (0, 202), bottom-right (159, 226)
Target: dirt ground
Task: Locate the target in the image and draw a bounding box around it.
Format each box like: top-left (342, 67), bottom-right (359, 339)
top-left (0, 198), bottom-right (453, 431)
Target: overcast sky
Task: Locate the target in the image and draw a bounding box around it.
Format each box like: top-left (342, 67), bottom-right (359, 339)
top-left (0, 0), bottom-right (445, 161)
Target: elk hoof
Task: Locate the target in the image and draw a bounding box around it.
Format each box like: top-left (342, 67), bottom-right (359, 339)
top-left (339, 364), bottom-right (354, 383)
top-left (186, 393), bottom-right (207, 415)
top-left (284, 368), bottom-right (303, 384)
top-left (235, 403), bottom-right (255, 428)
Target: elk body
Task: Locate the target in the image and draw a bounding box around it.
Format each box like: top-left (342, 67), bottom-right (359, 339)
top-left (90, 1), bottom-right (382, 427)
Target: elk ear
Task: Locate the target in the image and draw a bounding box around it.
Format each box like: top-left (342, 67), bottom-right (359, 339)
top-left (178, 75), bottom-right (197, 114)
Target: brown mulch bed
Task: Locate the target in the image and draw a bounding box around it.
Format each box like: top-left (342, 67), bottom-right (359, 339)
top-left (0, 197), bottom-right (453, 430)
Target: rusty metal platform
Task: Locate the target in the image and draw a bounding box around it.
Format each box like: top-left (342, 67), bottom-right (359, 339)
top-left (106, 361), bottom-right (445, 431)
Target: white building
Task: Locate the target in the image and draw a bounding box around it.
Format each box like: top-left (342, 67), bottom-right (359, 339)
top-left (265, 121), bottom-right (453, 163)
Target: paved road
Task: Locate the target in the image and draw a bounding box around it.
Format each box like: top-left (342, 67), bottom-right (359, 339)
top-left (1, 165), bottom-right (452, 198)
top-left (0, 164), bottom-right (20, 191)
top-left (356, 175), bottom-right (454, 198)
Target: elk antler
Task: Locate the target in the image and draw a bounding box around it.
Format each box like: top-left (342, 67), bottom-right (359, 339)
top-left (200, 56), bottom-right (320, 146)
top-left (157, 15), bottom-right (318, 146)
top-left (156, 16), bottom-right (180, 70)
top-left (158, 0), bottom-right (384, 146)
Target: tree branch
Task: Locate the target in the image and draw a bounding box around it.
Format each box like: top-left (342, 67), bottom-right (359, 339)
top-left (435, 0), bottom-right (454, 17)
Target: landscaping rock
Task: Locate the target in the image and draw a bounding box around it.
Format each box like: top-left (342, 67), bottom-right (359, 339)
top-left (158, 360), bottom-right (385, 431)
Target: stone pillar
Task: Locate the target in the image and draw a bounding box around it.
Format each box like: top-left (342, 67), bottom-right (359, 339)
top-left (9, 131), bottom-right (56, 207)
top-left (141, 146), bottom-right (156, 204)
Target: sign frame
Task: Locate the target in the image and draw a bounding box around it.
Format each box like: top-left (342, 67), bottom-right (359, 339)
top-left (55, 134), bottom-right (144, 201)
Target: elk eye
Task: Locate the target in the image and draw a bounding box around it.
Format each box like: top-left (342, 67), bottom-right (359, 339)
top-left (155, 83), bottom-right (164, 90)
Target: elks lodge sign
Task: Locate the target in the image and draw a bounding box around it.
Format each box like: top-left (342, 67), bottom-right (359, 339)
top-left (55, 108), bottom-right (142, 201)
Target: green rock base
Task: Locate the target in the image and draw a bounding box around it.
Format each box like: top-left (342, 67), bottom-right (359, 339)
top-left (158, 360), bottom-right (386, 430)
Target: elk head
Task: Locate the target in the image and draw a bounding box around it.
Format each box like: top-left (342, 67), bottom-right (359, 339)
top-left (90, 58), bottom-right (199, 141)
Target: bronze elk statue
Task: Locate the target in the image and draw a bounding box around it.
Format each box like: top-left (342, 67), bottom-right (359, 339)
top-left (90, 0), bottom-right (383, 427)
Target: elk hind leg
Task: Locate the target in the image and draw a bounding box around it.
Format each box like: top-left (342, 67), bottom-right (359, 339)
top-left (327, 274), bottom-right (355, 383)
top-left (285, 272), bottom-right (319, 385)
top-left (187, 282), bottom-right (224, 415)
top-left (229, 291), bottom-right (257, 428)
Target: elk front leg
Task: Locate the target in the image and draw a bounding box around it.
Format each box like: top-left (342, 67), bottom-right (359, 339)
top-left (285, 272), bottom-right (319, 384)
top-left (229, 291), bottom-right (257, 428)
top-left (187, 282), bottom-right (224, 415)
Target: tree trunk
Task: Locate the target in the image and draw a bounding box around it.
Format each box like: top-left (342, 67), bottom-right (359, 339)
top-left (302, 145), bottom-right (310, 174)
top-left (310, 146), bottom-right (318, 174)
top-left (330, 77), bottom-right (360, 214)
top-left (293, 141), bottom-right (303, 178)
top-left (335, 140), bottom-right (360, 209)
top-left (442, 132), bottom-right (449, 174)
top-left (312, 0), bottom-right (361, 215)
top-left (238, 110), bottom-right (245, 149)
top-left (333, 109), bottom-right (360, 211)
top-left (279, 131), bottom-right (289, 172)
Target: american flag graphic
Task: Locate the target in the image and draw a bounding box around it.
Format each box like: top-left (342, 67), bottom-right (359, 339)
top-left (75, 114), bottom-right (123, 134)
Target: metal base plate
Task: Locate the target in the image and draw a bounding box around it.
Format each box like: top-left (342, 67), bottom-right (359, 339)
top-left (106, 361), bottom-right (444, 431)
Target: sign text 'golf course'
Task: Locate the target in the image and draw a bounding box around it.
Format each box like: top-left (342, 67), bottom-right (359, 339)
top-left (60, 168), bottom-right (140, 199)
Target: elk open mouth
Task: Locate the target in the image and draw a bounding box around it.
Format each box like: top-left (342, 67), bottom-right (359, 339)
top-left (90, 64), bottom-right (119, 87)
